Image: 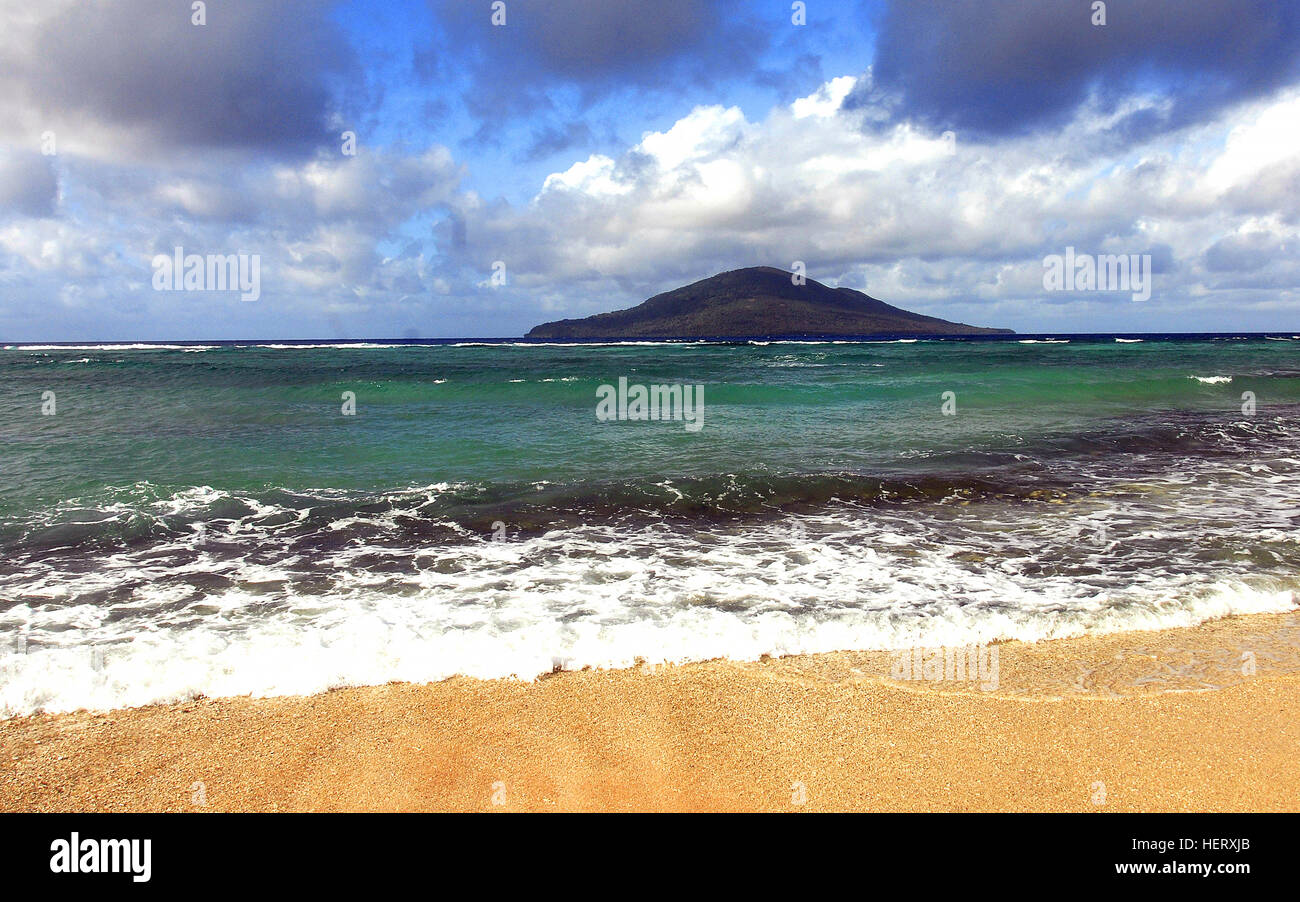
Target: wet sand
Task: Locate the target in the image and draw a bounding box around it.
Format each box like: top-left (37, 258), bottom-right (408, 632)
top-left (2, 611), bottom-right (1298, 812)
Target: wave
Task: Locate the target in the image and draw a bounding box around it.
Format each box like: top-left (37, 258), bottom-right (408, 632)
top-left (4, 411), bottom-right (1294, 558)
top-left (3, 463), bottom-right (1298, 715)
top-left (1189, 375), bottom-right (1232, 384)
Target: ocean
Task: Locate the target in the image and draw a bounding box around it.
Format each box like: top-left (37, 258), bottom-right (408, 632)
top-left (2, 334), bottom-right (1298, 715)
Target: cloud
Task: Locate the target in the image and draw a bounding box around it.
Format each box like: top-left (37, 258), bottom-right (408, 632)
top-left (521, 121), bottom-right (596, 163)
top-left (426, 0), bottom-right (773, 120)
top-left (0, 144), bottom-right (465, 339)
top-left (863, 0), bottom-right (1300, 138)
top-left (0, 149), bottom-right (58, 217)
top-left (0, 0), bottom-right (356, 158)
top-left (3, 3), bottom-right (1300, 339)
top-left (1204, 229), bottom-right (1291, 273)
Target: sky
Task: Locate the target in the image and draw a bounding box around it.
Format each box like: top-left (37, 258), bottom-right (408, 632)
top-left (1, 0), bottom-right (1299, 340)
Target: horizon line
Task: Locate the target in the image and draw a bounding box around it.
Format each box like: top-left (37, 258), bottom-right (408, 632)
top-left (5, 330), bottom-right (1300, 346)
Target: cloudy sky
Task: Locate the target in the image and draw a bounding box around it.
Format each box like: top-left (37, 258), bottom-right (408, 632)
top-left (1, 0), bottom-right (1299, 340)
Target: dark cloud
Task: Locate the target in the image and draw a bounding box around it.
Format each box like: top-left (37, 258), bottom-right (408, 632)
top-left (2, 0), bottom-right (355, 155)
top-left (862, 0), bottom-right (1300, 137)
top-left (754, 52), bottom-right (827, 102)
top-left (427, 0), bottom-right (772, 120)
top-left (520, 121), bottom-right (596, 162)
top-left (1147, 244), bottom-right (1176, 275)
top-left (1204, 232), bottom-right (1289, 273)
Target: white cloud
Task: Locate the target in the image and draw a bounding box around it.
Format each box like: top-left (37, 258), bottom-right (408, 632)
top-left (636, 105), bottom-right (748, 170)
top-left (791, 75), bottom-right (858, 119)
top-left (1206, 93), bottom-right (1300, 193)
top-left (541, 155), bottom-right (629, 197)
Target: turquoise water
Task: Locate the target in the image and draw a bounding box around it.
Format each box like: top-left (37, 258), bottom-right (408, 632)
top-left (1, 336), bottom-right (1298, 714)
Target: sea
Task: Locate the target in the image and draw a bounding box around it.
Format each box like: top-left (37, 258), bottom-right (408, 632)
top-left (1, 333), bottom-right (1298, 715)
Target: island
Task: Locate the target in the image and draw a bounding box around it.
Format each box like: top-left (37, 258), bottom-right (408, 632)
top-left (526, 266), bottom-right (1013, 339)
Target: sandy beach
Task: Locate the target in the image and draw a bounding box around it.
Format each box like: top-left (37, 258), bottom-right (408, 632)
top-left (2, 611), bottom-right (1298, 813)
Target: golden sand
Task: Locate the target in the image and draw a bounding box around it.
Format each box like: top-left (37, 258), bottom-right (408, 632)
top-left (2, 611), bottom-right (1298, 812)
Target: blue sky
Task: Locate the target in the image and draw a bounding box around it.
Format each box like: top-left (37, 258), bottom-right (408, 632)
top-left (1, 0), bottom-right (1299, 340)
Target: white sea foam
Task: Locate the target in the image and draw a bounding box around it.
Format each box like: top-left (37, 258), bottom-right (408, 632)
top-left (3, 578), bottom-right (1292, 718)
top-left (1189, 375), bottom-right (1233, 384)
